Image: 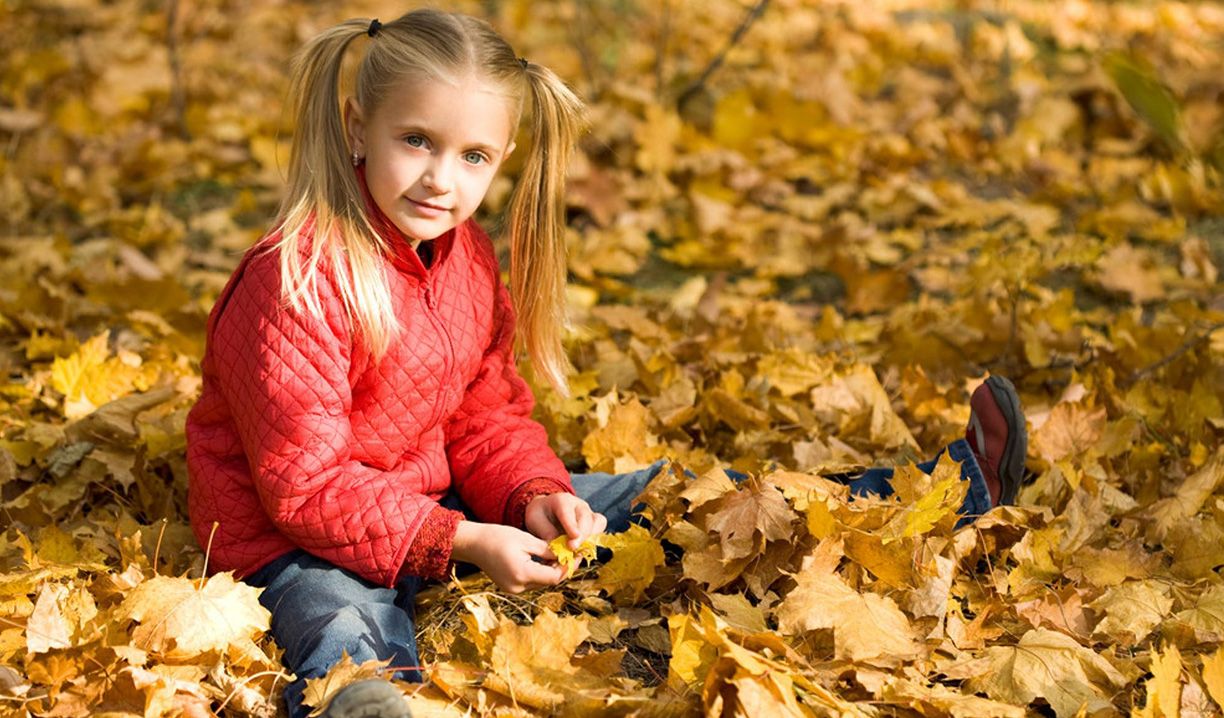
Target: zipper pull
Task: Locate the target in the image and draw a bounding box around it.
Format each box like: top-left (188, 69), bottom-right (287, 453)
top-left (423, 283), bottom-right (435, 309)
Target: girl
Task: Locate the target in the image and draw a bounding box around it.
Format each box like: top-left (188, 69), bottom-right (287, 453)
top-left (185, 8), bottom-right (1027, 718)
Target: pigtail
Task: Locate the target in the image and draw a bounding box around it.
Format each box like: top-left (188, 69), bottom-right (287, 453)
top-left (505, 63), bottom-right (586, 396)
top-left (273, 19), bottom-right (399, 357)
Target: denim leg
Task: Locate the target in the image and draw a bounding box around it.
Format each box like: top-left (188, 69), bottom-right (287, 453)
top-left (569, 459), bottom-right (669, 533)
top-left (836, 438), bottom-right (993, 526)
top-left (245, 550), bottom-right (423, 718)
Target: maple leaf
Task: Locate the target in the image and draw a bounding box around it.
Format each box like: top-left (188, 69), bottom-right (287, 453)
top-left (967, 628), bottom-right (1126, 717)
top-left (705, 479), bottom-right (794, 561)
top-left (882, 453), bottom-right (968, 540)
top-left (484, 610), bottom-right (601, 709)
top-left (593, 524), bottom-right (665, 601)
top-left (1202, 648), bottom-right (1224, 711)
top-left (300, 652), bottom-right (393, 718)
top-left (1136, 643), bottom-right (1183, 718)
top-left (26, 583), bottom-right (72, 654)
top-left (579, 394), bottom-right (666, 473)
top-left (1145, 448), bottom-right (1224, 540)
top-left (548, 533), bottom-right (599, 576)
top-left (1170, 585), bottom-right (1224, 644)
top-left (115, 573), bottom-right (270, 661)
top-left (1089, 580), bottom-right (1172, 646)
top-left (1030, 400), bottom-right (1108, 464)
top-left (773, 556), bottom-right (921, 662)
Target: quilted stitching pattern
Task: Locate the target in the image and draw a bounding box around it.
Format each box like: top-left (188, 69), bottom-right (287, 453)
top-left (185, 214), bottom-right (572, 588)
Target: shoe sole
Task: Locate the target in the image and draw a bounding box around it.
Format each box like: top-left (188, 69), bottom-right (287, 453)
top-left (984, 375), bottom-right (1027, 505)
top-left (322, 679), bottom-right (412, 718)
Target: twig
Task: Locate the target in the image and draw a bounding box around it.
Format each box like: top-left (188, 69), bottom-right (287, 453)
top-left (676, 0), bottom-right (770, 108)
top-left (1126, 321), bottom-right (1224, 386)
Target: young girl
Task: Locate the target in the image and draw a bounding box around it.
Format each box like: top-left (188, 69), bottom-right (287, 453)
top-left (185, 9), bottom-right (1027, 718)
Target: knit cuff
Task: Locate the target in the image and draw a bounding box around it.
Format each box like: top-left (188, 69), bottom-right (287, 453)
top-left (503, 478), bottom-right (574, 529)
top-left (398, 505), bottom-right (465, 581)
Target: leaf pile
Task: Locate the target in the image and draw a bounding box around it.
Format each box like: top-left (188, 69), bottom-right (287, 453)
top-left (2, 0), bottom-right (1223, 715)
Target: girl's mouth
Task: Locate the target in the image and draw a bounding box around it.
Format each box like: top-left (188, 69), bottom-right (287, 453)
top-left (408, 198), bottom-right (448, 216)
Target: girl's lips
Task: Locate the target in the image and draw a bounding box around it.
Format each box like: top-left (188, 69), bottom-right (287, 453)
top-left (408, 198), bottom-right (448, 216)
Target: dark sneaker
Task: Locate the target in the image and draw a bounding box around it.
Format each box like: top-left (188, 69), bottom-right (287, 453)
top-left (321, 679), bottom-right (412, 718)
top-left (966, 375), bottom-right (1027, 507)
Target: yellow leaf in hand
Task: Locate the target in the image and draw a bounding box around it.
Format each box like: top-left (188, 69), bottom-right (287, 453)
top-left (549, 534), bottom-right (600, 577)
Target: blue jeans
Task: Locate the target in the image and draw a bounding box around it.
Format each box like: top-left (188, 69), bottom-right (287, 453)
top-left (248, 443), bottom-right (989, 718)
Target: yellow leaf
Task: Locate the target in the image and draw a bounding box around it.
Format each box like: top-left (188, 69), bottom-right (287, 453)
top-left (548, 533), bottom-right (599, 576)
top-left (300, 652), bottom-right (393, 718)
top-left (580, 395), bottom-right (665, 473)
top-left (809, 365), bottom-right (918, 450)
top-left (805, 495), bottom-right (838, 540)
top-left (1172, 585), bottom-right (1224, 643)
top-left (1136, 643), bottom-right (1182, 718)
top-left (773, 559), bottom-right (920, 661)
top-left (705, 479), bottom-right (794, 561)
top-left (634, 103), bottom-right (682, 175)
top-left (1146, 448), bottom-right (1224, 540)
top-left (49, 332), bottom-right (111, 400)
top-left (26, 584), bottom-right (71, 654)
top-left (116, 573), bottom-right (270, 661)
top-left (666, 612), bottom-right (718, 691)
top-left (1031, 401), bottom-right (1107, 464)
top-left (757, 349), bottom-right (832, 397)
top-left (967, 628), bottom-right (1126, 718)
top-left (1202, 648), bottom-right (1224, 711)
top-left (1089, 580), bottom-right (1172, 646)
top-left (485, 610), bottom-right (600, 709)
top-left (708, 592), bottom-right (768, 634)
top-left (883, 453), bottom-right (969, 540)
top-left (594, 524), bottom-right (664, 601)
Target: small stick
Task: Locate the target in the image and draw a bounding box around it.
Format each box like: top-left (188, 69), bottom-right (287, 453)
top-left (676, 0), bottom-right (770, 108)
top-left (1126, 321), bottom-right (1224, 386)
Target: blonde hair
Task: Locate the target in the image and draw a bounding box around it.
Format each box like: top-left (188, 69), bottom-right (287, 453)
top-left (274, 9), bottom-right (585, 393)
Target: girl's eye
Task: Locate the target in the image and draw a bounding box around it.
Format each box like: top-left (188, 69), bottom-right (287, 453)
top-left (464, 151), bottom-right (487, 165)
top-left (404, 135), bottom-right (426, 148)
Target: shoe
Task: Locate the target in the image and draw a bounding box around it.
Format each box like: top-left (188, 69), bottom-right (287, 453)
top-left (966, 375), bottom-right (1027, 507)
top-left (321, 679), bottom-right (412, 718)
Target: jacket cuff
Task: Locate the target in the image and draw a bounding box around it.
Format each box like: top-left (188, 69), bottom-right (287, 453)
top-left (397, 505), bottom-right (466, 581)
top-left (503, 478), bottom-right (575, 529)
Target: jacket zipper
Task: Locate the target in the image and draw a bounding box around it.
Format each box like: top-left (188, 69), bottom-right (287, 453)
top-left (421, 280), bottom-right (458, 432)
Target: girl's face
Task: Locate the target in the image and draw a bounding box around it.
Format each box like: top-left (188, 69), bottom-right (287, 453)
top-left (345, 74), bottom-right (516, 244)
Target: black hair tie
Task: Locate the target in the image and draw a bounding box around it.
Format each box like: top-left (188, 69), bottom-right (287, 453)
top-left (367, 18), bottom-right (382, 37)
top-left (518, 57), bottom-right (529, 70)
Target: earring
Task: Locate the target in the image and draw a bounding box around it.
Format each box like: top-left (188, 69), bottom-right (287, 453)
top-left (351, 152), bottom-right (362, 166)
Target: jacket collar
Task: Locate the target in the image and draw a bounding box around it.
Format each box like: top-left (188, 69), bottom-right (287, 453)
top-left (354, 163), bottom-right (456, 277)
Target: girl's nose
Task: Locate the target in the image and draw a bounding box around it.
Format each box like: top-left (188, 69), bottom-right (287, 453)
top-left (422, 157), bottom-right (455, 194)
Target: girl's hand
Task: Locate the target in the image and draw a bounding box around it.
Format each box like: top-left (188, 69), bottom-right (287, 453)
top-left (452, 521), bottom-right (565, 594)
top-left (524, 493), bottom-right (607, 550)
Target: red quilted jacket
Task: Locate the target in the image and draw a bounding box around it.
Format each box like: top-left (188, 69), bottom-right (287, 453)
top-left (185, 170), bottom-right (573, 588)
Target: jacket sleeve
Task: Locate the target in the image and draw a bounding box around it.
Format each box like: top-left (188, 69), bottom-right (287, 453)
top-left (444, 274), bottom-right (574, 526)
top-left (214, 253), bottom-right (460, 587)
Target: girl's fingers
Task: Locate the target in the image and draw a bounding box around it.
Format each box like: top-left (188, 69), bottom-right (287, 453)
top-left (555, 501), bottom-right (583, 541)
top-left (522, 560), bottom-right (566, 586)
top-left (592, 512), bottom-right (607, 536)
top-left (525, 535), bottom-right (557, 561)
top-left (571, 508), bottom-right (596, 549)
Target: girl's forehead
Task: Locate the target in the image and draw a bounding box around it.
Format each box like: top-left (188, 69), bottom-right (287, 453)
top-left (373, 74), bottom-right (518, 142)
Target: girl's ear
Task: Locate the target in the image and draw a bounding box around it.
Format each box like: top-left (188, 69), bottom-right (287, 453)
top-left (343, 97), bottom-right (365, 155)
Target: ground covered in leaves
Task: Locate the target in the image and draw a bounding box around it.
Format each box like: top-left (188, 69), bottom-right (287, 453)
top-left (2, 0), bottom-right (1224, 715)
